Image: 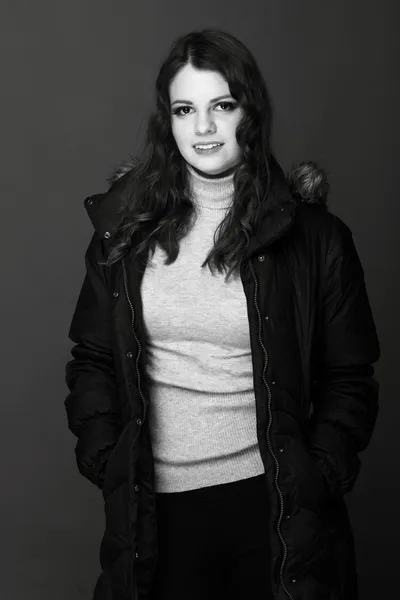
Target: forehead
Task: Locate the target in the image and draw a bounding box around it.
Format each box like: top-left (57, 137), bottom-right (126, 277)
top-left (169, 64), bottom-right (230, 102)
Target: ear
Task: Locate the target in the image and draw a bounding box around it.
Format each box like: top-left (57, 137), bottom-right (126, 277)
top-left (287, 161), bottom-right (330, 208)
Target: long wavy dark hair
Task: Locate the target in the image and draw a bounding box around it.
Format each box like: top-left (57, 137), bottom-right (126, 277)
top-left (97, 29), bottom-right (280, 282)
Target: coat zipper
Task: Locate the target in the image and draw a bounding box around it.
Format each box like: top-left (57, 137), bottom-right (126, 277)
top-left (122, 258), bottom-right (148, 424)
top-left (249, 260), bottom-right (294, 600)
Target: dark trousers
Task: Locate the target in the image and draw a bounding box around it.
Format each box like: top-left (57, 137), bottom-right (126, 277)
top-left (148, 473), bottom-right (273, 600)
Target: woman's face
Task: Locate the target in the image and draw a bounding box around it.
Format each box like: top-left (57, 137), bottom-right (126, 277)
top-left (169, 63), bottom-right (244, 176)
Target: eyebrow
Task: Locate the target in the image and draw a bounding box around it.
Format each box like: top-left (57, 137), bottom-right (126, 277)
top-left (171, 95), bottom-right (233, 107)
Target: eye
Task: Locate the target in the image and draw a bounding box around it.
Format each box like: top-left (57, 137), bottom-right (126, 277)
top-left (172, 106), bottom-right (193, 116)
top-left (172, 101), bottom-right (237, 117)
top-left (217, 101), bottom-right (236, 111)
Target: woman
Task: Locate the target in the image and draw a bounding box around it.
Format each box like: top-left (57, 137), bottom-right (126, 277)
top-left (65, 29), bottom-right (380, 600)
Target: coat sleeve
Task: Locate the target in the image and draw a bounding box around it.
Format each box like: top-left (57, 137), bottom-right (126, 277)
top-left (64, 232), bottom-right (122, 489)
top-left (306, 215), bottom-right (380, 499)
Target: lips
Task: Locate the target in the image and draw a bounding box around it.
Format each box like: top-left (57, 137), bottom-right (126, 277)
top-left (193, 143), bottom-right (224, 155)
top-left (193, 142), bottom-right (224, 148)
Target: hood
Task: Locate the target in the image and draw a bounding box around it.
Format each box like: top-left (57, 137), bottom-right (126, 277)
top-left (107, 155), bottom-right (330, 206)
top-left (84, 154), bottom-right (330, 258)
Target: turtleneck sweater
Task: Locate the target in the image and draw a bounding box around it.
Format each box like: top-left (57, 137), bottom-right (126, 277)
top-left (141, 162), bottom-right (265, 493)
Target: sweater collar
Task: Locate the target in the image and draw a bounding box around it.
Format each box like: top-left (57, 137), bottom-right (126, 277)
top-left (185, 162), bottom-right (235, 210)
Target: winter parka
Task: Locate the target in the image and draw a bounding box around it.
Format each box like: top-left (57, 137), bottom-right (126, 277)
top-left (64, 154), bottom-right (380, 600)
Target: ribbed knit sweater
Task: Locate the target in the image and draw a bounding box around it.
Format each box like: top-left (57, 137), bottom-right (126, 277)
top-left (142, 162), bottom-right (265, 492)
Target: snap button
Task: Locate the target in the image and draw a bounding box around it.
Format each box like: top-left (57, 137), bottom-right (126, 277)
top-left (271, 381), bottom-right (276, 385)
top-left (257, 255), bottom-right (265, 262)
top-left (136, 418), bottom-right (143, 426)
top-left (264, 316), bottom-right (269, 320)
top-left (104, 231), bottom-right (111, 239)
top-left (291, 577), bottom-right (297, 584)
top-left (126, 351), bottom-right (133, 358)
top-left (285, 514), bottom-right (291, 520)
top-left (278, 447), bottom-right (284, 453)
top-left (281, 208), bottom-right (285, 211)
top-left (134, 484), bottom-right (139, 492)
top-left (113, 291), bottom-right (119, 298)
top-left (135, 551), bottom-right (139, 559)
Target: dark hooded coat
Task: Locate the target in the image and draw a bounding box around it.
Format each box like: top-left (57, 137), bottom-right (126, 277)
top-left (65, 154), bottom-right (380, 600)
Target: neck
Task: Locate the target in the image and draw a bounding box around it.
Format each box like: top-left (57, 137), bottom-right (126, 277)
top-left (189, 163), bottom-right (239, 180)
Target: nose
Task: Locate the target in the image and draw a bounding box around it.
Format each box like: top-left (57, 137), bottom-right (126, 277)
top-left (195, 112), bottom-right (216, 135)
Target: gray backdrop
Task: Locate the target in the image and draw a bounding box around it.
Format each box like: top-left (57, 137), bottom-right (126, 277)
top-left (1, 0), bottom-right (397, 598)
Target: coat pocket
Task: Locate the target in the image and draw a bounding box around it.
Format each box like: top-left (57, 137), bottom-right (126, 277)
top-left (284, 435), bottom-right (332, 512)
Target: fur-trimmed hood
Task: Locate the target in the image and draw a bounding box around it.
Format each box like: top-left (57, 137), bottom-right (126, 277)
top-left (106, 155), bottom-right (330, 208)
top-left (84, 154), bottom-right (331, 260)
